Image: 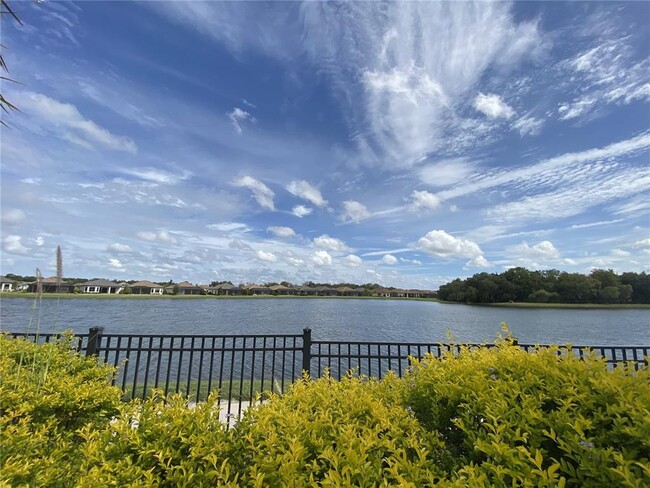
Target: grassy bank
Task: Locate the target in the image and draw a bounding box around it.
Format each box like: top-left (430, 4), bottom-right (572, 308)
top-left (440, 300), bottom-right (650, 309)
top-left (0, 293), bottom-right (439, 302)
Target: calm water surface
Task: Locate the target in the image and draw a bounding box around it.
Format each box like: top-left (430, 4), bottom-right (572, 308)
top-left (1, 298), bottom-right (648, 345)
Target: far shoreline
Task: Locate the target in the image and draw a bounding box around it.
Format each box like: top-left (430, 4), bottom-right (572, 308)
top-left (0, 293), bottom-right (439, 303)
top-left (2, 294), bottom-right (649, 308)
top-left (438, 300), bottom-right (650, 310)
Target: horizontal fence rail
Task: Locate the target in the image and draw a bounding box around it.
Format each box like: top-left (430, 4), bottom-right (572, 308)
top-left (8, 328), bottom-right (649, 423)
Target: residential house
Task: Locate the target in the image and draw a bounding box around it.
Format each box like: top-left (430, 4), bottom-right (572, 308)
top-left (176, 281), bottom-right (204, 295)
top-left (130, 281), bottom-right (164, 295)
top-left (206, 283), bottom-right (243, 295)
top-left (314, 286), bottom-right (338, 296)
top-left (335, 286), bottom-right (360, 297)
top-left (26, 277), bottom-right (75, 293)
top-left (297, 286), bottom-right (318, 296)
top-left (78, 279), bottom-right (123, 294)
top-left (0, 276), bottom-right (14, 292)
top-left (243, 284), bottom-right (272, 295)
top-left (269, 284), bottom-right (297, 295)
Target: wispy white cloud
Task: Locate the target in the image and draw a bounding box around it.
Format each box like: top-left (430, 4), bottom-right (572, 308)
top-left (107, 258), bottom-right (126, 271)
top-left (227, 107), bottom-right (256, 134)
top-left (410, 190), bottom-right (441, 210)
top-left (232, 176), bottom-right (275, 210)
top-left (107, 243), bottom-right (133, 254)
top-left (3, 235), bottom-right (29, 255)
top-left (267, 226), bottom-right (296, 238)
top-left (473, 93), bottom-right (515, 119)
top-left (419, 158), bottom-right (476, 187)
top-left (286, 180), bottom-right (327, 207)
top-left (438, 132), bottom-right (650, 202)
top-left (301, 2), bottom-right (547, 169)
top-left (512, 115), bottom-right (544, 136)
top-left (291, 205), bottom-right (313, 218)
top-left (136, 231), bottom-right (177, 244)
top-left (12, 91), bottom-right (137, 154)
top-left (341, 200), bottom-right (371, 223)
top-left (120, 167), bottom-right (192, 185)
top-left (256, 250), bottom-right (277, 263)
top-left (1, 208), bottom-right (25, 225)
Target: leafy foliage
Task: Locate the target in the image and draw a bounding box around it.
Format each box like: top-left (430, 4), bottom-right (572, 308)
top-left (0, 334), bottom-right (122, 486)
top-left (2, 333), bottom-right (648, 487)
top-left (404, 334), bottom-right (650, 486)
top-left (438, 267), bottom-right (650, 304)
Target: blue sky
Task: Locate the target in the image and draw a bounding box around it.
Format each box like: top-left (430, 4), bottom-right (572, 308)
top-left (1, 1), bottom-right (649, 288)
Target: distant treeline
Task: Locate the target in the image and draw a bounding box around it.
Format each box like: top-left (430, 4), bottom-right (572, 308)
top-left (438, 268), bottom-right (650, 304)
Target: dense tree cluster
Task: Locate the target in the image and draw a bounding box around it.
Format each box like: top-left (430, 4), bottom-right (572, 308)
top-left (437, 268), bottom-right (650, 304)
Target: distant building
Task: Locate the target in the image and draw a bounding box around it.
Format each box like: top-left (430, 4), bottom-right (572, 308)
top-left (130, 281), bottom-right (164, 295)
top-left (0, 276), bottom-right (14, 292)
top-left (26, 277), bottom-right (75, 293)
top-left (176, 281), bottom-right (204, 295)
top-left (269, 284), bottom-right (297, 295)
top-left (78, 279), bottom-right (123, 294)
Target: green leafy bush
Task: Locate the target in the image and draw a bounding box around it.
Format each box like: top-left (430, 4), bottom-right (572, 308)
top-left (1, 333), bottom-right (648, 487)
top-left (77, 392), bottom-right (238, 487)
top-left (0, 334), bottom-right (122, 486)
top-left (230, 374), bottom-right (446, 486)
top-left (404, 337), bottom-right (650, 487)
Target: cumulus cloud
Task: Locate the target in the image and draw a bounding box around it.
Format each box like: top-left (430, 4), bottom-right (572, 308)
top-left (1, 208), bottom-right (25, 225)
top-left (232, 176), bottom-right (275, 210)
top-left (33, 236), bottom-right (45, 247)
top-left (14, 91), bottom-right (137, 153)
top-left (341, 200), bottom-right (371, 223)
top-left (381, 254), bottom-right (398, 265)
top-left (473, 93), bottom-right (515, 119)
top-left (256, 250), bottom-right (278, 263)
top-left (136, 230), bottom-right (177, 244)
top-left (267, 226), bottom-right (296, 238)
top-left (3, 235), bottom-right (29, 255)
top-left (418, 230), bottom-right (484, 260)
top-left (108, 258), bottom-right (125, 270)
top-left (511, 240), bottom-right (560, 260)
top-left (312, 250), bottom-right (333, 266)
top-left (107, 243), bottom-right (133, 253)
top-left (287, 257), bottom-right (305, 266)
top-left (313, 235), bottom-right (348, 252)
top-left (410, 190), bottom-right (441, 210)
top-left (291, 205), bottom-right (313, 218)
top-left (344, 254), bottom-right (362, 267)
top-left (286, 180), bottom-right (327, 207)
top-left (632, 238), bottom-right (650, 249)
top-left (466, 255), bottom-right (491, 269)
top-left (227, 107), bottom-right (256, 134)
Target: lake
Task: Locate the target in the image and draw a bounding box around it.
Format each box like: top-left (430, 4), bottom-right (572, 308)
top-left (1, 298), bottom-right (648, 345)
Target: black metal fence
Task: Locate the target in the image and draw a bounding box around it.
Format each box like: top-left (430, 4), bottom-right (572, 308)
top-left (10, 328), bottom-right (649, 421)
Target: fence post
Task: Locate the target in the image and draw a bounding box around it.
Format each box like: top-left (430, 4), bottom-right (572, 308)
top-left (86, 327), bottom-right (104, 357)
top-left (302, 328), bottom-right (312, 378)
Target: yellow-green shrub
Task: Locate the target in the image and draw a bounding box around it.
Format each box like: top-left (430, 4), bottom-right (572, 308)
top-left (0, 334), bottom-right (122, 486)
top-left (77, 392), bottom-right (239, 487)
top-left (230, 374), bottom-right (447, 487)
top-left (404, 338), bottom-right (650, 487)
